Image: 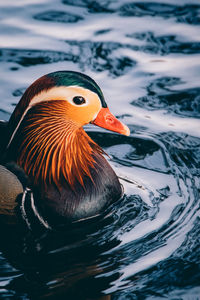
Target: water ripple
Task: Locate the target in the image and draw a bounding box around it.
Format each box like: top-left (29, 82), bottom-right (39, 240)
top-left (0, 0), bottom-right (200, 299)
top-left (34, 10), bottom-right (84, 23)
top-left (132, 77), bottom-right (200, 118)
top-left (120, 2), bottom-right (200, 25)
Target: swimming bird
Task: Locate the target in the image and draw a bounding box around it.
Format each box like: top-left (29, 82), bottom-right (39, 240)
top-left (0, 71), bottom-right (129, 230)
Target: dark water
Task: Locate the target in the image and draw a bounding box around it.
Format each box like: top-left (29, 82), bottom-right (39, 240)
top-left (0, 0), bottom-right (200, 299)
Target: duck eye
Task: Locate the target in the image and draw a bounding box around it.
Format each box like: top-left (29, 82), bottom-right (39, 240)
top-left (72, 96), bottom-right (86, 105)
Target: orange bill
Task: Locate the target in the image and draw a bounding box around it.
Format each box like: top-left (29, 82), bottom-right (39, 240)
top-left (91, 107), bottom-right (130, 136)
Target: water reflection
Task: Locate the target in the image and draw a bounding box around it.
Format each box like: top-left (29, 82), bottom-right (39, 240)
top-left (34, 10), bottom-right (84, 23)
top-left (128, 32), bottom-right (200, 55)
top-left (0, 0), bottom-right (200, 299)
top-left (119, 2), bottom-right (200, 25)
top-left (132, 76), bottom-right (200, 117)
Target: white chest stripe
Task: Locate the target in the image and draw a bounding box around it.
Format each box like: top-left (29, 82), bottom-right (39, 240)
top-left (30, 192), bottom-right (52, 230)
top-left (21, 188), bottom-right (52, 231)
top-left (21, 188), bottom-right (31, 230)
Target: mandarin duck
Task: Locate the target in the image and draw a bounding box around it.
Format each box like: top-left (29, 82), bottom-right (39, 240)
top-left (0, 71), bottom-right (129, 230)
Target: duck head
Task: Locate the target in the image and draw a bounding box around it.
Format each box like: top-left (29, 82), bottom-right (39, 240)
top-left (6, 71), bottom-right (129, 189)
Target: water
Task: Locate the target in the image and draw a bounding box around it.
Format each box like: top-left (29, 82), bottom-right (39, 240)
top-left (0, 0), bottom-right (199, 299)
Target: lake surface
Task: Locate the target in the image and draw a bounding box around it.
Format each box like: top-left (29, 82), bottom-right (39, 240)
top-left (0, 0), bottom-right (200, 299)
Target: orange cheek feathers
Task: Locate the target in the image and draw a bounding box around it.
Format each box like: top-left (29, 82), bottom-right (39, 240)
top-left (66, 101), bottom-right (101, 126)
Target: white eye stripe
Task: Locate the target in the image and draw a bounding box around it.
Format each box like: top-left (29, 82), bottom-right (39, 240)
top-left (30, 86), bottom-right (91, 107)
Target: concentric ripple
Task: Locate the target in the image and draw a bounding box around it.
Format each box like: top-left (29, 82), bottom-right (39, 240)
top-left (0, 0), bottom-right (200, 299)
